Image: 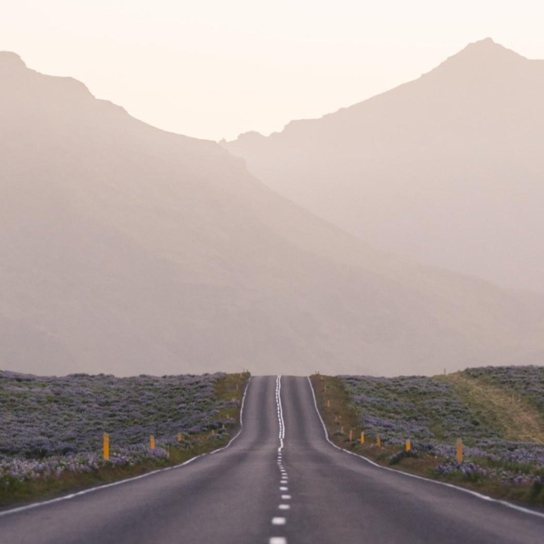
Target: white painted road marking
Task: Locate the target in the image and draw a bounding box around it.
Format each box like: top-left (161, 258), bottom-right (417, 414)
top-left (276, 376), bottom-right (285, 450)
top-left (271, 376), bottom-right (290, 542)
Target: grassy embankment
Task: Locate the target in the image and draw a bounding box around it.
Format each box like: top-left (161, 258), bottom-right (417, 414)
top-left (311, 370), bottom-right (544, 505)
top-left (0, 372), bottom-right (249, 508)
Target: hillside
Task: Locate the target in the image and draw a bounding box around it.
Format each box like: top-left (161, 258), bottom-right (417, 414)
top-left (312, 366), bottom-right (544, 502)
top-left (224, 38), bottom-right (544, 293)
top-left (1, 52), bottom-right (544, 377)
top-left (0, 370), bottom-right (247, 506)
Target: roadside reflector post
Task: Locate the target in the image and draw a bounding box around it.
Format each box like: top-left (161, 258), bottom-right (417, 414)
top-left (103, 433), bottom-right (110, 461)
top-left (406, 439), bottom-right (411, 452)
top-left (360, 432), bottom-right (365, 444)
top-left (456, 439), bottom-right (463, 462)
top-left (349, 430), bottom-right (353, 441)
top-left (150, 435), bottom-right (155, 450)
top-left (340, 426), bottom-right (344, 434)
top-left (327, 399), bottom-right (331, 408)
top-left (177, 433), bottom-right (182, 442)
top-left (377, 435), bottom-right (381, 447)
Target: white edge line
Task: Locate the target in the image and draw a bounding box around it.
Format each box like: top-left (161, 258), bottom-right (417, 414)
top-left (306, 376), bottom-right (544, 521)
top-left (0, 376), bottom-right (253, 519)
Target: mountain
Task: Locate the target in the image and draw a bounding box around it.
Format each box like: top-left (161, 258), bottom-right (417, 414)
top-left (1, 51), bottom-right (544, 377)
top-left (224, 39), bottom-right (544, 293)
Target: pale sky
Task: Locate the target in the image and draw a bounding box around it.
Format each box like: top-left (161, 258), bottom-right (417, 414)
top-left (1, 1), bottom-right (543, 141)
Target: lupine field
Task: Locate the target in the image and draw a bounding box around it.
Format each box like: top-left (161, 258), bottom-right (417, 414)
top-left (341, 367), bottom-right (544, 489)
top-left (316, 366), bottom-right (544, 502)
top-left (0, 370), bottom-right (246, 501)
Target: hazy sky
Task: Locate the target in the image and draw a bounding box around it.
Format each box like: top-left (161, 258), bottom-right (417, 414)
top-left (1, 1), bottom-right (543, 141)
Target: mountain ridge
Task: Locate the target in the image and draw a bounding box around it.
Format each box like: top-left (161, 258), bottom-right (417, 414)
top-left (224, 39), bottom-right (544, 293)
top-left (2, 52), bottom-right (544, 377)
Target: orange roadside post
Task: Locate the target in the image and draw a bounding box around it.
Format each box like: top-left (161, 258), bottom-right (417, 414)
top-left (456, 438), bottom-right (463, 462)
top-left (103, 433), bottom-right (110, 461)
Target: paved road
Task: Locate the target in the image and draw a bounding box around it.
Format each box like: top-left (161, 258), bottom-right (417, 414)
top-left (1, 376), bottom-right (544, 544)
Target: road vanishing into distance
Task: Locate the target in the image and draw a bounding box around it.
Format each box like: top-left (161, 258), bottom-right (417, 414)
top-left (1, 376), bottom-right (544, 544)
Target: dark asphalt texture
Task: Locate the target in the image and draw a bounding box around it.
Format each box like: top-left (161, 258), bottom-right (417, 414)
top-left (1, 375), bottom-right (543, 544)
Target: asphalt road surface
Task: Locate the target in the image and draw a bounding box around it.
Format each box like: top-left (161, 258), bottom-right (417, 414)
top-left (1, 376), bottom-right (544, 544)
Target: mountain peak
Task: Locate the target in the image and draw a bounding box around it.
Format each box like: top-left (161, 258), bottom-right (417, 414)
top-left (461, 37), bottom-right (521, 57)
top-left (426, 38), bottom-right (527, 80)
top-left (235, 130), bottom-right (266, 142)
top-left (465, 37), bottom-right (498, 48)
top-left (0, 51), bottom-right (27, 71)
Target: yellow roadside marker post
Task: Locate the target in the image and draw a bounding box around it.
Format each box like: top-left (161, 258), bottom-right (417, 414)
top-left (360, 432), bottom-right (365, 444)
top-left (340, 426), bottom-right (344, 434)
top-left (103, 433), bottom-right (110, 461)
top-left (349, 430), bottom-right (353, 442)
top-left (456, 439), bottom-right (463, 462)
top-left (327, 399), bottom-right (331, 408)
top-left (150, 435), bottom-right (155, 450)
top-left (406, 439), bottom-right (411, 452)
top-left (376, 435), bottom-right (381, 448)
top-left (177, 433), bottom-right (182, 443)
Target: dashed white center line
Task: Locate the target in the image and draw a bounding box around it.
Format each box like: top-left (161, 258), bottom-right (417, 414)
top-left (272, 377), bottom-right (290, 544)
top-left (275, 376), bottom-right (285, 450)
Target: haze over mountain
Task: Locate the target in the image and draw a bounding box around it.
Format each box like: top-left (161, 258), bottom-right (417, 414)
top-left (224, 38), bottom-right (544, 293)
top-left (1, 51), bottom-right (544, 378)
